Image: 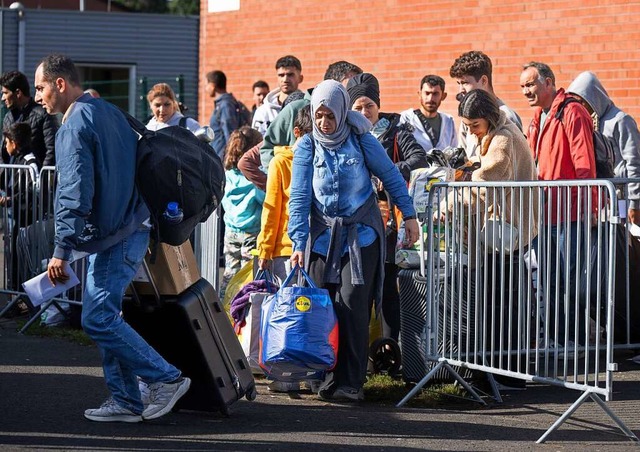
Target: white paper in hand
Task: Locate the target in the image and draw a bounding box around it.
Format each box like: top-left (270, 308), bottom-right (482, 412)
top-left (22, 264), bottom-right (80, 307)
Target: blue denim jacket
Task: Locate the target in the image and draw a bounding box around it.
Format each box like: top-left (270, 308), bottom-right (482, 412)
top-left (210, 93), bottom-right (240, 160)
top-left (53, 94), bottom-right (149, 261)
top-left (288, 132), bottom-right (415, 255)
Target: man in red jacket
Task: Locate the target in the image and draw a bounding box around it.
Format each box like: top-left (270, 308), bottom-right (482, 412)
top-left (520, 61), bottom-right (596, 349)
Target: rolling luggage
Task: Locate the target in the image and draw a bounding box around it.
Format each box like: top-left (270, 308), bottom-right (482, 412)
top-left (399, 265), bottom-right (476, 384)
top-left (124, 277), bottom-right (257, 416)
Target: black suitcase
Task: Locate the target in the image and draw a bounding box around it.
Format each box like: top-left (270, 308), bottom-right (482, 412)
top-left (123, 277), bottom-right (257, 416)
top-left (398, 265), bottom-right (476, 384)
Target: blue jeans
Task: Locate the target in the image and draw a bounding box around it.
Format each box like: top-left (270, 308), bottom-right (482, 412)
top-left (81, 229), bottom-right (180, 414)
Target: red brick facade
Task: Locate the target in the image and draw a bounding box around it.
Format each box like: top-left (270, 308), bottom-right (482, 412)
top-left (199, 0), bottom-right (640, 130)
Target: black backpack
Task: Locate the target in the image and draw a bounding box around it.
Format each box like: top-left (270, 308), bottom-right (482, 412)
top-left (235, 99), bottom-right (252, 127)
top-left (555, 97), bottom-right (616, 178)
top-left (122, 111), bottom-right (225, 246)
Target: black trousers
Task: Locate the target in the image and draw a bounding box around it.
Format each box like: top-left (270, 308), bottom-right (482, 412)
top-left (307, 239), bottom-right (379, 392)
top-left (381, 262), bottom-right (400, 342)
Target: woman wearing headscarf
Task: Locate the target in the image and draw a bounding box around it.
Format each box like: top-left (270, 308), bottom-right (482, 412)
top-left (347, 73), bottom-right (428, 345)
top-left (288, 80), bottom-right (420, 402)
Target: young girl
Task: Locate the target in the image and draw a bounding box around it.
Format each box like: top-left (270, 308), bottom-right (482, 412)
top-left (257, 105), bottom-right (312, 283)
top-left (220, 126), bottom-right (265, 299)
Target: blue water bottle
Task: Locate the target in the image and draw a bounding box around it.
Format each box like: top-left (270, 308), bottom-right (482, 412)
top-left (163, 201), bottom-right (184, 224)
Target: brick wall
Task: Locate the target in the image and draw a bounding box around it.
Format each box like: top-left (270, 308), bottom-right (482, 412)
top-left (199, 0), bottom-right (640, 130)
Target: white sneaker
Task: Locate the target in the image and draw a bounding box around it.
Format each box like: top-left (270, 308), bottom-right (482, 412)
top-left (84, 398), bottom-right (142, 423)
top-left (142, 377), bottom-right (191, 420)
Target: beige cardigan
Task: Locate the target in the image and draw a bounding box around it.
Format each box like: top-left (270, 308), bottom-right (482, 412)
top-left (446, 111), bottom-right (539, 251)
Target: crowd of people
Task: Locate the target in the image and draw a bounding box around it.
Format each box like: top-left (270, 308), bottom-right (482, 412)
top-left (0, 48), bottom-right (639, 421)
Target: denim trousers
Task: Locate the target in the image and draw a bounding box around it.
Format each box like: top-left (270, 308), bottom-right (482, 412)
top-left (81, 229), bottom-right (180, 414)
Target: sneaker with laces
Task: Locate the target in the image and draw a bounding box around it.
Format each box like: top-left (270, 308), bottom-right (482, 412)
top-left (84, 398), bottom-right (142, 423)
top-left (142, 377), bottom-right (191, 420)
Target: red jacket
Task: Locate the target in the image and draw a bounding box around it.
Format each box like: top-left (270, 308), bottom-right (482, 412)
top-left (527, 88), bottom-right (596, 223)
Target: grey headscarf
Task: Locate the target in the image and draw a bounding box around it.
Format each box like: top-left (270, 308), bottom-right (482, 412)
top-left (311, 80), bottom-right (372, 149)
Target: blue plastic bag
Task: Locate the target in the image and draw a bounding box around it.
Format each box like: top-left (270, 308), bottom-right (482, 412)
top-left (259, 264), bottom-right (339, 381)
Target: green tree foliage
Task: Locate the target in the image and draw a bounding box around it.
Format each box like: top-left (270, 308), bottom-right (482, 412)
top-left (112, 0), bottom-right (199, 15)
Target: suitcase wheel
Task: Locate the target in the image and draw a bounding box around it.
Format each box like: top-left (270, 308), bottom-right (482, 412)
top-left (369, 337), bottom-right (402, 376)
top-left (219, 404), bottom-right (231, 417)
top-left (245, 385), bottom-right (258, 401)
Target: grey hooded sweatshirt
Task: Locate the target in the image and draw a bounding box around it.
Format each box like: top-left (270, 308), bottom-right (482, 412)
top-left (568, 71), bottom-right (640, 209)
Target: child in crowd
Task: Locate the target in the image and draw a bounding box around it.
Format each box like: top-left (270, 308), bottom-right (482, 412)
top-left (256, 105), bottom-right (313, 393)
top-left (257, 105), bottom-right (312, 282)
top-left (1, 122), bottom-right (41, 291)
top-left (220, 126), bottom-right (265, 299)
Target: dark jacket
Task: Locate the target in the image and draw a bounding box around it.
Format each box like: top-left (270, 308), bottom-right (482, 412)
top-left (210, 93), bottom-right (240, 160)
top-left (2, 98), bottom-right (59, 167)
top-left (376, 113), bottom-right (428, 261)
top-left (377, 112), bottom-right (429, 182)
top-left (6, 149), bottom-right (40, 227)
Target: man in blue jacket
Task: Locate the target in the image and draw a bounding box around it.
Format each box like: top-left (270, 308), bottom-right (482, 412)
top-left (34, 54), bottom-right (190, 423)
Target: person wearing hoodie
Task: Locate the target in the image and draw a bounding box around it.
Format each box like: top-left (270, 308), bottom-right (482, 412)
top-left (346, 73), bottom-right (429, 344)
top-left (567, 71), bottom-right (640, 225)
top-left (252, 55), bottom-right (304, 136)
top-left (220, 126), bottom-right (265, 299)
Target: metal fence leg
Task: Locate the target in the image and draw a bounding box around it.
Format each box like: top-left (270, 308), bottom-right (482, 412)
top-left (396, 361), bottom-right (445, 407)
top-left (589, 393), bottom-right (639, 442)
top-left (396, 361), bottom-right (486, 407)
top-left (18, 299), bottom-right (54, 334)
top-left (441, 362), bottom-right (486, 405)
top-left (485, 372), bottom-right (504, 403)
top-left (0, 294), bottom-right (23, 318)
top-left (536, 390), bottom-right (638, 444)
top-left (537, 390), bottom-right (591, 443)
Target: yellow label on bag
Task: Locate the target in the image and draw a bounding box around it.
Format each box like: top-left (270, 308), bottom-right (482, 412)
top-left (295, 296), bottom-right (311, 312)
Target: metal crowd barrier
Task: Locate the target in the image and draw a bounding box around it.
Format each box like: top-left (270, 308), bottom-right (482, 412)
top-left (0, 166), bottom-right (84, 332)
top-left (397, 179), bottom-right (637, 443)
top-left (194, 206), bottom-right (222, 292)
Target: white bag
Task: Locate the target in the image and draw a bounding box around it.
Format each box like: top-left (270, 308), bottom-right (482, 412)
top-left (40, 302), bottom-right (70, 327)
top-left (481, 218), bottom-right (519, 254)
top-left (238, 292), bottom-right (272, 374)
top-left (408, 166), bottom-right (455, 214)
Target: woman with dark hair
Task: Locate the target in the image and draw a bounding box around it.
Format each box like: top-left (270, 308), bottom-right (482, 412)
top-left (288, 80), bottom-right (419, 402)
top-left (346, 73), bottom-right (428, 345)
top-left (449, 89), bottom-right (537, 249)
top-left (444, 88), bottom-right (538, 390)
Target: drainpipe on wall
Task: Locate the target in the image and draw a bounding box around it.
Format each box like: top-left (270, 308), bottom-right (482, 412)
top-left (0, 9), bottom-right (4, 76)
top-left (10, 2), bottom-right (24, 73)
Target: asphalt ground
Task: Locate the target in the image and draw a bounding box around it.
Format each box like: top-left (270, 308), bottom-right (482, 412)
top-left (1, 317), bottom-right (640, 451)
